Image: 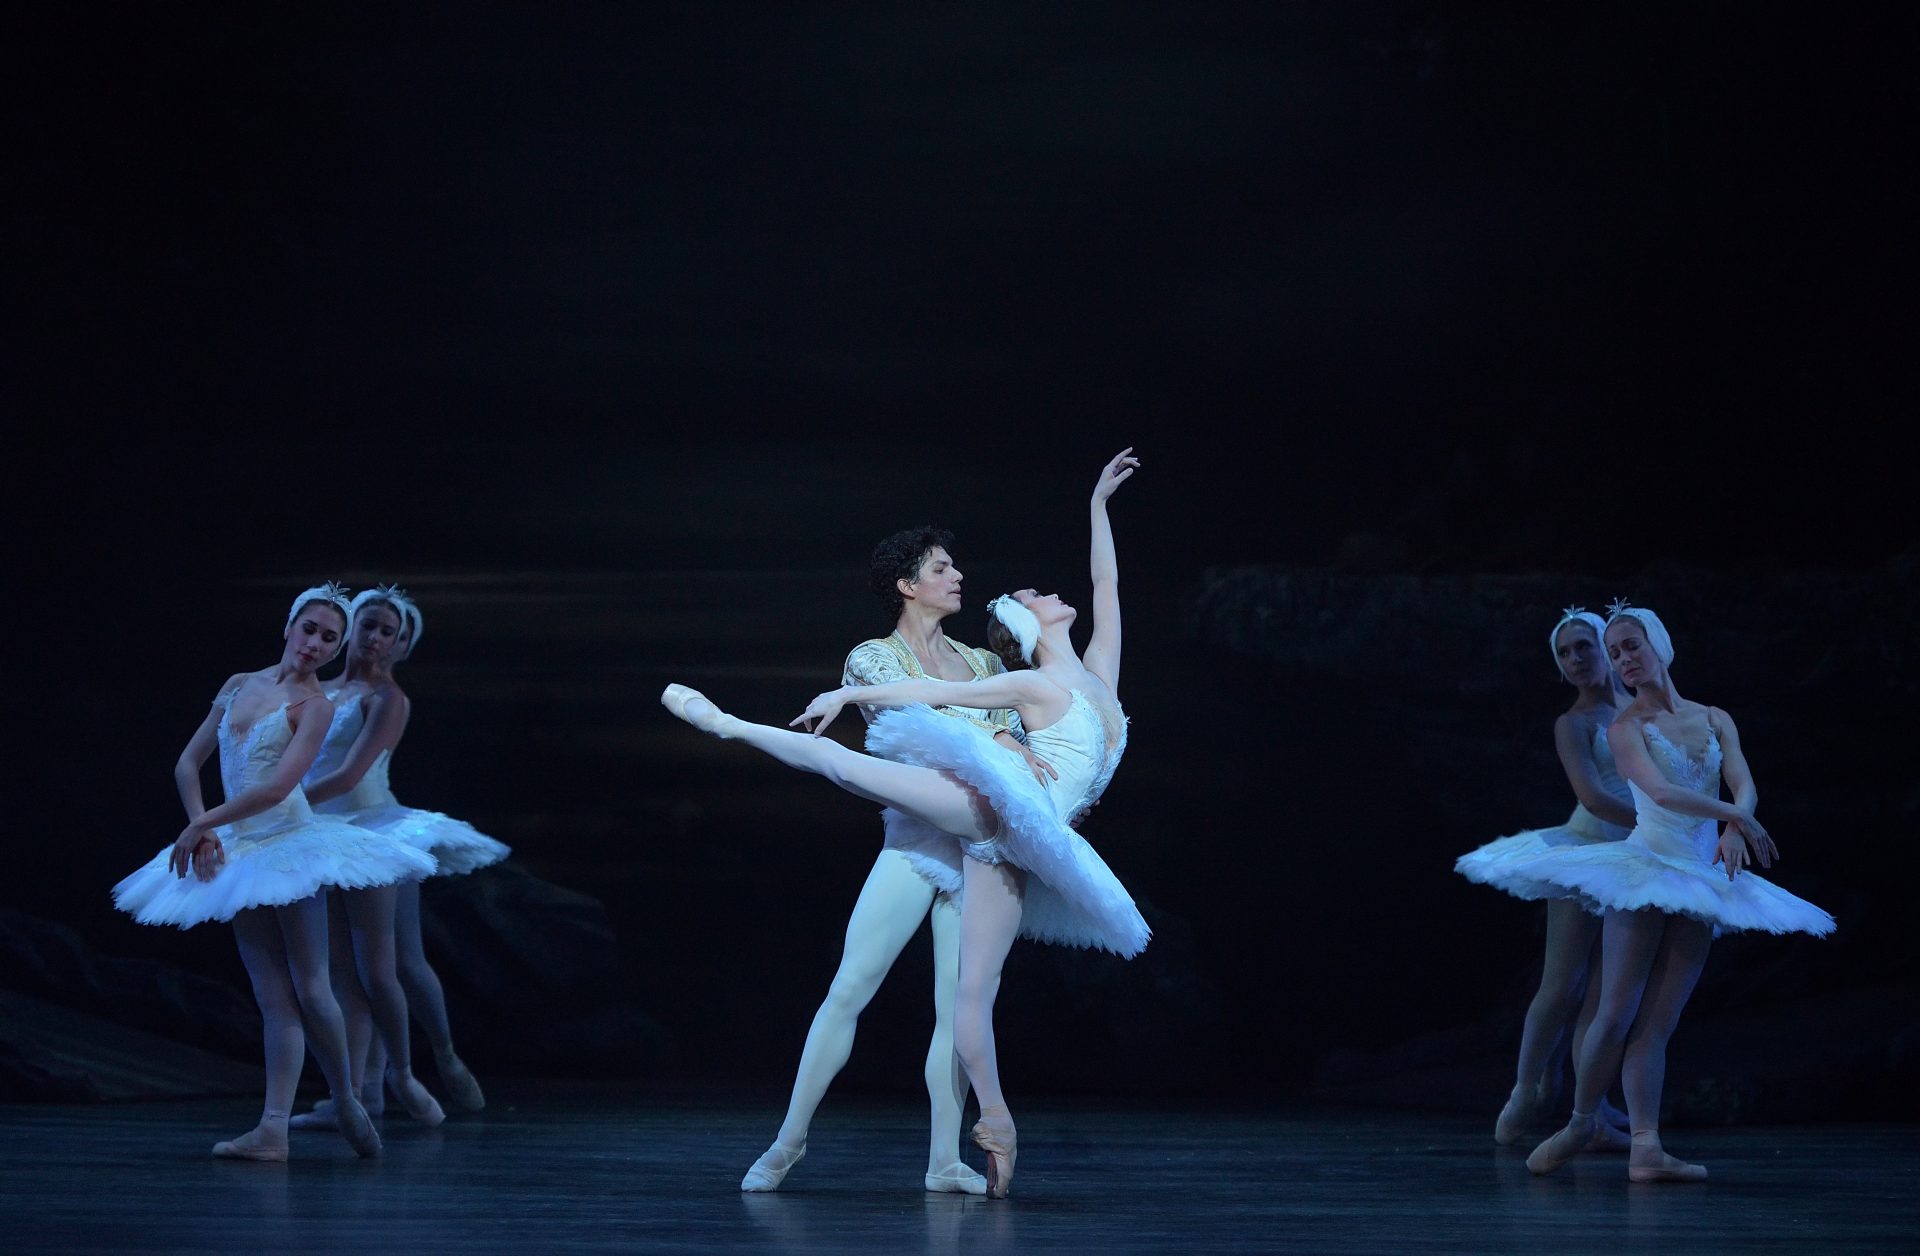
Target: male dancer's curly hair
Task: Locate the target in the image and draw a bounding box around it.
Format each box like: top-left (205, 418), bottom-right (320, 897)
top-left (868, 525), bottom-right (956, 622)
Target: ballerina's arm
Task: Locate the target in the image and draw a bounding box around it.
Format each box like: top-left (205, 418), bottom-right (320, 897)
top-left (795, 671), bottom-right (1065, 738)
top-left (175, 673), bottom-right (248, 824)
top-left (1711, 706), bottom-right (1776, 869)
top-left (1080, 448), bottom-right (1137, 697)
top-left (170, 694), bottom-right (338, 880)
top-left (304, 686), bottom-right (412, 806)
top-left (1552, 713), bottom-right (1636, 827)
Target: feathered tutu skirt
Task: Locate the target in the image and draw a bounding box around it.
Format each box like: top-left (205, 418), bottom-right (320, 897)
top-left (866, 706), bottom-right (1150, 958)
top-left (327, 801), bottom-right (512, 877)
top-left (113, 805), bottom-right (437, 929)
top-left (1455, 805), bottom-right (1627, 913)
top-left (1461, 810), bottom-right (1833, 936)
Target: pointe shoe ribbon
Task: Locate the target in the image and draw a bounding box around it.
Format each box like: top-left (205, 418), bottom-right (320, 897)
top-left (970, 1112), bottom-right (1017, 1199)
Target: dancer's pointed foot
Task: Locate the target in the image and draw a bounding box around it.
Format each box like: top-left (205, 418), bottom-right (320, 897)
top-left (288, 1098), bottom-right (339, 1131)
top-left (741, 1141), bottom-right (806, 1192)
top-left (335, 1094), bottom-right (383, 1158)
top-left (437, 1052), bottom-right (486, 1114)
top-left (971, 1107), bottom-right (1017, 1199)
top-left (1526, 1111), bottom-right (1596, 1176)
top-left (386, 1066), bottom-right (446, 1128)
top-left (212, 1123), bottom-right (289, 1163)
top-left (1494, 1088), bottom-right (1533, 1145)
top-left (661, 684), bottom-right (736, 737)
top-left (925, 1162), bottom-right (988, 1195)
top-left (1626, 1132), bottom-right (1707, 1182)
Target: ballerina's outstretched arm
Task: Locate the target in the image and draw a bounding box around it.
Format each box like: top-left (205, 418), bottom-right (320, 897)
top-left (794, 670), bottom-right (1066, 740)
top-left (1080, 448), bottom-right (1137, 697)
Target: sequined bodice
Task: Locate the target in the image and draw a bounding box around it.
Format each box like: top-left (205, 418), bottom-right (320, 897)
top-left (1626, 720), bottom-right (1724, 862)
top-left (304, 690), bottom-right (396, 813)
top-left (1026, 690), bottom-right (1128, 827)
top-left (213, 693), bottom-right (318, 837)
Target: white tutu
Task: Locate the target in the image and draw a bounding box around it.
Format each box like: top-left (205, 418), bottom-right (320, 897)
top-left (307, 690), bottom-right (512, 878)
top-left (114, 695), bottom-right (437, 929)
top-left (1483, 722), bottom-right (1834, 937)
top-left (1455, 804), bottom-right (1628, 911)
top-left (329, 801), bottom-right (512, 877)
top-left (866, 698), bottom-right (1149, 958)
top-left (113, 804), bottom-right (435, 929)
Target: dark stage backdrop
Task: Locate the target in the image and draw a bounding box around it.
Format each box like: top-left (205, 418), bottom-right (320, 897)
top-left (9, 4), bottom-right (1913, 1113)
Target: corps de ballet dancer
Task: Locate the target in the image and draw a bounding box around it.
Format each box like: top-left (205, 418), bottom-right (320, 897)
top-left (1455, 607), bottom-right (1637, 1147)
top-left (1479, 602), bottom-right (1834, 1182)
top-left (292, 586), bottom-right (504, 1132)
top-left (664, 449), bottom-right (1151, 1198)
top-left (739, 529), bottom-right (1056, 1196)
top-left (112, 584), bottom-right (437, 1161)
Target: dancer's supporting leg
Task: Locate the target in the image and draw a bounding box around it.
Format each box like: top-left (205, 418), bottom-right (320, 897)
top-left (1498, 900), bottom-right (1601, 1143)
top-left (228, 899), bottom-right (380, 1159)
top-left (342, 884), bottom-right (445, 1126)
top-left (1619, 916), bottom-right (1712, 1181)
top-left (744, 852), bottom-right (982, 1192)
top-left (291, 892), bottom-right (379, 1129)
top-left (393, 879), bottom-right (486, 1113)
top-left (1528, 908), bottom-right (1709, 1178)
top-left (922, 889), bottom-right (979, 1191)
top-left (954, 856), bottom-right (1026, 1198)
top-left (1568, 936), bottom-right (1632, 1143)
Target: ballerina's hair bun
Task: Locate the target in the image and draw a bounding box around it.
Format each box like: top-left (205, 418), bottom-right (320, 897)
top-left (986, 594), bottom-right (1041, 670)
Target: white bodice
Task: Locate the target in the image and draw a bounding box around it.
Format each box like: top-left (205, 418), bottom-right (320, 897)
top-left (1626, 721), bottom-right (1724, 863)
top-left (304, 690), bottom-right (396, 814)
top-left (1563, 723), bottom-right (1631, 842)
top-left (1026, 690), bottom-right (1128, 828)
top-left (215, 697), bottom-right (319, 838)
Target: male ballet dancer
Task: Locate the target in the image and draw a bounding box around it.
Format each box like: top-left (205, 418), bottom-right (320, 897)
top-left (739, 526), bottom-right (1050, 1194)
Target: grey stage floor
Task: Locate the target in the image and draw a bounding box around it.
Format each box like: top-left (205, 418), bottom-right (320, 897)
top-left (3, 1083), bottom-right (1914, 1254)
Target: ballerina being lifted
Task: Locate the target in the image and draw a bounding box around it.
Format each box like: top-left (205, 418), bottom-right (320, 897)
top-left (662, 448), bottom-right (1151, 1198)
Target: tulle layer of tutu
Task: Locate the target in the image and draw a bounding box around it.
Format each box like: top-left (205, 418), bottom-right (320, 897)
top-left (1455, 814), bottom-right (1625, 912)
top-left (1466, 836), bottom-right (1835, 936)
top-left (341, 803), bottom-right (513, 877)
top-left (866, 705), bottom-right (1150, 958)
top-left (882, 807), bottom-right (964, 895)
top-left (112, 817), bottom-right (438, 929)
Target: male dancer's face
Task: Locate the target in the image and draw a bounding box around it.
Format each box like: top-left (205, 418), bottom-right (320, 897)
top-left (902, 546), bottom-right (964, 619)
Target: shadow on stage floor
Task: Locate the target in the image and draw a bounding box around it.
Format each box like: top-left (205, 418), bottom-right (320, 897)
top-left (5, 1082), bottom-right (1914, 1254)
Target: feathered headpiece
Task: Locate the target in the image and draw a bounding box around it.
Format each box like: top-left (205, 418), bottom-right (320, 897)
top-left (286, 581), bottom-right (352, 632)
top-left (1604, 597), bottom-right (1674, 667)
top-left (987, 594), bottom-right (1040, 665)
top-left (1548, 605), bottom-right (1609, 680)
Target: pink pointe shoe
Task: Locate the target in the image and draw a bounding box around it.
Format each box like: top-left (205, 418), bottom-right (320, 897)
top-left (971, 1109), bottom-right (1017, 1199)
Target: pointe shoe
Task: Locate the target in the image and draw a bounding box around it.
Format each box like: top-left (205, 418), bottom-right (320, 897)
top-left (741, 1141), bottom-right (805, 1192)
top-left (335, 1094), bottom-right (383, 1158)
top-left (437, 1054), bottom-right (486, 1114)
top-left (925, 1162), bottom-right (989, 1195)
top-left (1627, 1135), bottom-right (1708, 1183)
top-left (289, 1099), bottom-right (339, 1131)
top-left (1494, 1091), bottom-right (1531, 1146)
top-left (1526, 1112), bottom-right (1596, 1177)
top-left (386, 1067), bottom-right (446, 1128)
top-left (971, 1111), bottom-right (1017, 1199)
top-left (661, 684), bottom-right (732, 736)
top-left (212, 1127), bottom-right (289, 1163)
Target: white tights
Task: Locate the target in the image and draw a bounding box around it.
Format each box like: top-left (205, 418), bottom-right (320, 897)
top-left (232, 897), bottom-right (358, 1126)
top-left (772, 849), bottom-right (969, 1173)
